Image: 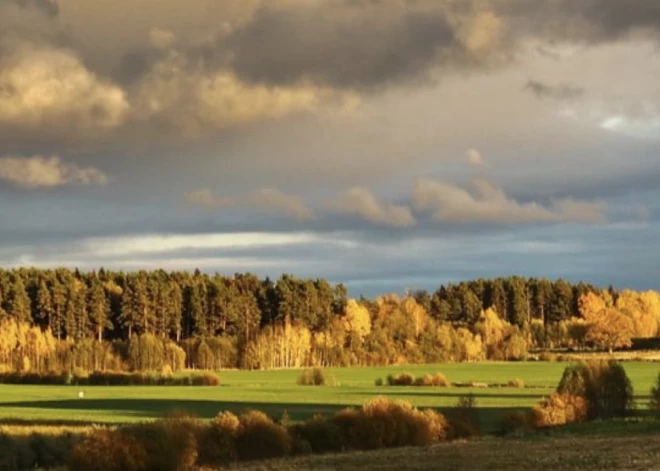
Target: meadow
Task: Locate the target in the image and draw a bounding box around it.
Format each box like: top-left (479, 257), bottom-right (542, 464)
top-left (1, 361), bottom-right (658, 432)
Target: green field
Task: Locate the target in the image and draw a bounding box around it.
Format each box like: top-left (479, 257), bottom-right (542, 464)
top-left (0, 362), bottom-right (658, 431)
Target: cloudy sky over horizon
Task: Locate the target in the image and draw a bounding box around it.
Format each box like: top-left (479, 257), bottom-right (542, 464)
top-left (1, 0), bottom-right (659, 295)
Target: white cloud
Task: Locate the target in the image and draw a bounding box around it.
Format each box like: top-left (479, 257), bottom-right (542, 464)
top-left (0, 155), bottom-right (108, 189)
top-left (329, 187), bottom-right (416, 227)
top-left (82, 232), bottom-right (321, 256)
top-left (412, 177), bottom-right (607, 224)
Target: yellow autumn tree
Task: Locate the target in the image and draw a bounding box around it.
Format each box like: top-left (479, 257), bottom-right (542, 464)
top-left (579, 292), bottom-right (634, 352)
top-left (401, 297), bottom-right (428, 339)
top-left (343, 299), bottom-right (372, 340)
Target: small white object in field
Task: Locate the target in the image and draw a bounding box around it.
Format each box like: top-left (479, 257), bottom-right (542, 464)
top-left (78, 391), bottom-right (84, 399)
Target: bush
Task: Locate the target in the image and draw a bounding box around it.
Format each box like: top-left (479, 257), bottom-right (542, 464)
top-left (507, 378), bottom-right (525, 388)
top-left (236, 411), bottom-right (291, 461)
top-left (497, 410), bottom-right (532, 436)
top-left (191, 371), bottom-right (221, 386)
top-left (68, 429), bottom-right (147, 471)
top-left (0, 433), bottom-right (35, 471)
top-left (297, 368), bottom-right (328, 386)
top-left (351, 398), bottom-right (449, 449)
top-left (28, 433), bottom-right (77, 469)
top-left (414, 374), bottom-right (433, 386)
top-left (127, 415), bottom-right (200, 471)
top-left (0, 431), bottom-right (78, 470)
top-left (447, 394), bottom-right (482, 439)
top-left (374, 378), bottom-right (383, 386)
top-left (386, 373), bottom-right (415, 386)
top-left (292, 415), bottom-right (345, 454)
top-left (650, 373), bottom-right (660, 411)
top-left (557, 361), bottom-right (633, 419)
top-left (531, 393), bottom-right (588, 427)
top-left (431, 373), bottom-right (450, 387)
top-left (197, 412), bottom-right (239, 466)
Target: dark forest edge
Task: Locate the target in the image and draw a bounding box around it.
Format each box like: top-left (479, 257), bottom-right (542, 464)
top-left (0, 268), bottom-right (658, 374)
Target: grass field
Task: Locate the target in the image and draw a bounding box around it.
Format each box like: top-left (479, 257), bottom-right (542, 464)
top-left (0, 362), bottom-right (658, 432)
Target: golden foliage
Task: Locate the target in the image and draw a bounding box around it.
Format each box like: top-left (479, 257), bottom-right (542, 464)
top-left (531, 393), bottom-right (588, 427)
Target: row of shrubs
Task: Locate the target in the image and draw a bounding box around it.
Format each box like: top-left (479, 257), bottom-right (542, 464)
top-left (377, 372), bottom-right (450, 387)
top-left (0, 397), bottom-right (481, 471)
top-left (0, 371), bottom-right (221, 386)
top-left (376, 373), bottom-right (525, 389)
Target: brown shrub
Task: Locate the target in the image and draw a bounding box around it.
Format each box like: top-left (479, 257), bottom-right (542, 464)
top-left (507, 378), bottom-right (525, 388)
top-left (236, 411), bottom-right (291, 461)
top-left (197, 411), bottom-right (239, 466)
top-left (431, 373), bottom-right (450, 387)
top-left (297, 368), bottom-right (328, 386)
top-left (68, 429), bottom-right (147, 471)
top-left (192, 372), bottom-right (221, 386)
top-left (414, 374), bottom-right (433, 386)
top-left (124, 414), bottom-right (200, 471)
top-left (531, 393), bottom-right (588, 427)
top-left (292, 415), bottom-right (345, 454)
top-left (386, 373), bottom-right (415, 386)
top-left (330, 407), bottom-right (364, 448)
top-left (355, 398), bottom-right (449, 449)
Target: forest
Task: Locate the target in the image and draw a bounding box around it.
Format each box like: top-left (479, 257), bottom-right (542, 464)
top-left (0, 268), bottom-right (658, 373)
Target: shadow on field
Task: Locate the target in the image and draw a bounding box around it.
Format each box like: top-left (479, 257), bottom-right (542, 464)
top-left (0, 398), bottom-right (344, 422)
top-left (0, 398), bottom-right (533, 431)
top-left (346, 391), bottom-right (546, 400)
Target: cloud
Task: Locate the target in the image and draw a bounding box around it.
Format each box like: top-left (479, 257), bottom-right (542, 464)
top-left (250, 187), bottom-right (315, 221)
top-left (0, 41), bottom-right (129, 135)
top-left (184, 189), bottom-right (235, 209)
top-left (0, 155), bottom-right (108, 189)
top-left (131, 52), bottom-right (357, 136)
top-left (524, 80), bottom-right (585, 100)
top-left (148, 28), bottom-right (176, 50)
top-left (222, 2), bottom-right (510, 90)
top-left (329, 187), bottom-right (416, 228)
top-left (185, 187), bottom-right (314, 221)
top-left (412, 177), bottom-right (607, 224)
top-left (9, 0), bottom-right (59, 17)
top-left (466, 148), bottom-right (487, 167)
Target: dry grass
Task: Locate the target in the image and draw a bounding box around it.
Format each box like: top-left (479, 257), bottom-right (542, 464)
top-left (227, 434), bottom-right (660, 471)
top-left (0, 424), bottom-right (99, 436)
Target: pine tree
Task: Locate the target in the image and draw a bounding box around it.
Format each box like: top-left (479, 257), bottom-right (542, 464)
top-left (36, 280), bottom-right (53, 330)
top-left (88, 278), bottom-right (111, 341)
top-left (7, 276), bottom-right (31, 323)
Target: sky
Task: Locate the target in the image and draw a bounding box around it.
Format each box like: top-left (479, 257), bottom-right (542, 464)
top-left (1, 0), bottom-right (659, 296)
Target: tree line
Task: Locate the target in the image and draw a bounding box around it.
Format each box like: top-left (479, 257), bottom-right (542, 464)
top-left (0, 268), bottom-right (657, 372)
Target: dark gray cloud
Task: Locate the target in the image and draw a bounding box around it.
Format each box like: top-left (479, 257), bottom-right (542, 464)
top-left (9, 0), bottom-right (58, 17)
top-left (500, 0), bottom-right (660, 43)
top-left (222, 2), bottom-right (505, 90)
top-left (524, 80), bottom-right (585, 100)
